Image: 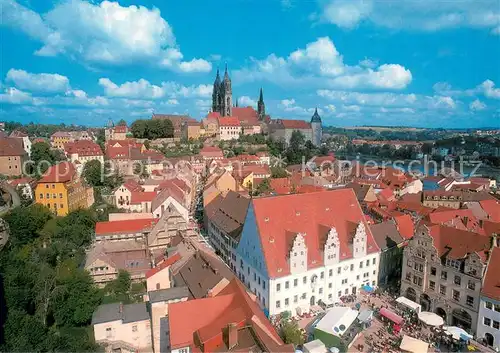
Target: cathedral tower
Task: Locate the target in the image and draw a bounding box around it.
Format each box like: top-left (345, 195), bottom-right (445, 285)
top-left (311, 108), bottom-right (322, 146)
top-left (221, 64), bottom-right (232, 116)
top-left (257, 87), bottom-right (265, 120)
top-left (212, 68), bottom-right (221, 114)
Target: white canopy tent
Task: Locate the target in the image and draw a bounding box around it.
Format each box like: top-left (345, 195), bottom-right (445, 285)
top-left (443, 326), bottom-right (473, 341)
top-left (418, 311), bottom-right (444, 327)
top-left (400, 335), bottom-right (429, 353)
top-left (396, 296), bottom-right (421, 313)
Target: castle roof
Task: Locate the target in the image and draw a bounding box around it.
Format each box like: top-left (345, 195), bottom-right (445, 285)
top-left (311, 108), bottom-right (322, 123)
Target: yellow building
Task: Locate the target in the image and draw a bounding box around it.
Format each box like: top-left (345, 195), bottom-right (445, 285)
top-left (50, 131), bottom-right (72, 150)
top-left (35, 162), bottom-right (93, 216)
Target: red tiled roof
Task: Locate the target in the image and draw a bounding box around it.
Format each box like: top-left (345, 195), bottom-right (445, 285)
top-left (480, 200), bottom-right (500, 222)
top-left (145, 253), bottom-right (181, 279)
top-left (206, 112), bottom-right (220, 120)
top-left (482, 247), bottom-right (500, 300)
top-left (130, 191), bottom-right (157, 204)
top-left (279, 119), bottom-right (311, 129)
top-left (427, 224), bottom-right (490, 259)
top-left (218, 116), bottom-right (241, 127)
top-left (64, 140), bottom-right (103, 156)
top-left (393, 214), bottom-right (414, 239)
top-left (39, 162), bottom-right (76, 183)
top-left (232, 107), bottom-right (259, 123)
top-left (200, 145), bottom-right (224, 158)
top-left (168, 278), bottom-right (290, 352)
top-left (95, 218), bottom-right (157, 236)
top-left (252, 189), bottom-right (379, 278)
top-left (0, 138), bottom-right (25, 157)
top-left (122, 180), bottom-right (143, 192)
top-left (51, 131), bottom-right (71, 138)
top-left (8, 177), bottom-right (34, 187)
top-left (9, 129), bottom-right (28, 138)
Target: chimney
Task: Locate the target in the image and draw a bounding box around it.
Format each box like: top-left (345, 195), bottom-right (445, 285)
top-left (227, 323), bottom-right (238, 349)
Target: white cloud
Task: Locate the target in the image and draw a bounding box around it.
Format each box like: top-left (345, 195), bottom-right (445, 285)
top-left (317, 0), bottom-right (500, 34)
top-left (429, 96), bottom-right (456, 109)
top-left (6, 69), bottom-right (70, 93)
top-left (278, 99), bottom-right (321, 116)
top-left (238, 96), bottom-right (257, 107)
top-left (433, 79), bottom-right (500, 99)
top-left (167, 99), bottom-right (179, 105)
top-left (317, 90), bottom-right (418, 107)
top-left (2, 0), bottom-right (211, 72)
top-left (98, 78), bottom-right (212, 99)
top-left (321, 0), bottom-right (373, 29)
top-left (469, 99), bottom-right (486, 111)
top-left (0, 87), bottom-right (40, 105)
top-left (479, 80), bottom-right (500, 99)
top-left (324, 104), bottom-right (336, 113)
top-left (342, 104), bottom-right (361, 112)
top-left (234, 37), bottom-right (412, 90)
top-left (359, 58), bottom-right (378, 68)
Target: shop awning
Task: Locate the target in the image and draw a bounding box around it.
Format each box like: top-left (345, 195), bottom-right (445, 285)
top-left (379, 307), bottom-right (404, 325)
top-left (396, 296), bottom-right (421, 313)
top-left (418, 311), bottom-right (444, 327)
top-left (400, 335), bottom-right (429, 353)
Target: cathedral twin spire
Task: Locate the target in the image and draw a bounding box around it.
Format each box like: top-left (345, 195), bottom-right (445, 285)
top-left (212, 66), bottom-right (266, 120)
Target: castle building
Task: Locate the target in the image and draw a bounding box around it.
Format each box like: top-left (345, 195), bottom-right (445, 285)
top-left (311, 108), bottom-right (322, 146)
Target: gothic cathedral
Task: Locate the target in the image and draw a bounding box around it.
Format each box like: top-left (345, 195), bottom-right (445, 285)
top-left (212, 66), bottom-right (266, 120)
top-left (212, 65), bottom-right (232, 117)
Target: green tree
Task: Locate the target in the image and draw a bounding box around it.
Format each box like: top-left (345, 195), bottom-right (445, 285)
top-left (3, 204), bottom-right (52, 247)
top-left (280, 319), bottom-right (305, 346)
top-left (131, 119), bottom-right (148, 138)
top-left (82, 160), bottom-right (103, 187)
top-left (270, 166), bottom-right (288, 178)
top-left (30, 142), bottom-right (55, 175)
top-left (254, 178), bottom-right (272, 195)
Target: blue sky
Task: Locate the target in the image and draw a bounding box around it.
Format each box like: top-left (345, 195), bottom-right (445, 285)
top-left (1, 0), bottom-right (499, 128)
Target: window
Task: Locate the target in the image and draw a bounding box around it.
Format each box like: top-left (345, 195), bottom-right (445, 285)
top-left (329, 269), bottom-right (333, 277)
top-left (441, 271), bottom-right (448, 280)
top-left (303, 276), bottom-right (307, 284)
top-left (294, 295), bottom-right (298, 303)
top-left (263, 281), bottom-right (266, 290)
top-left (337, 267), bottom-right (341, 274)
top-left (429, 281), bottom-right (436, 290)
top-left (39, 193), bottom-right (43, 199)
top-left (440, 285), bottom-right (446, 295)
top-left (328, 283), bottom-right (332, 289)
top-left (52, 184), bottom-right (55, 189)
top-left (356, 275), bottom-right (360, 280)
top-left (341, 278), bottom-right (348, 285)
top-left (328, 294), bottom-right (333, 300)
top-left (345, 288), bottom-right (349, 294)
top-left (338, 291), bottom-right (342, 297)
top-left (60, 204), bottom-right (63, 208)
top-left (372, 258), bottom-right (376, 265)
top-left (467, 280), bottom-right (475, 290)
top-left (366, 260), bottom-right (370, 266)
top-left (495, 304), bottom-right (500, 313)
top-left (294, 279), bottom-right (298, 287)
top-left (285, 281), bottom-right (289, 289)
top-left (452, 290), bottom-right (460, 301)
top-left (486, 301), bottom-right (493, 310)
top-left (301, 293), bottom-right (306, 299)
top-left (319, 288), bottom-right (323, 294)
top-left (493, 321), bottom-right (500, 330)
top-left (454, 275), bottom-right (461, 286)
top-left (276, 300), bottom-right (281, 308)
top-left (446, 258), bottom-right (461, 270)
top-left (46, 193), bottom-right (50, 198)
top-left (360, 261), bottom-right (363, 269)
top-left (350, 264), bottom-right (354, 271)
top-left (285, 298), bottom-right (289, 306)
top-left (466, 296), bottom-right (474, 307)
top-left (484, 317), bottom-right (491, 326)
top-left (132, 325), bottom-right (138, 332)
top-left (156, 283), bottom-right (160, 290)
top-left (406, 272), bottom-right (411, 281)
top-left (276, 283), bottom-right (281, 292)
